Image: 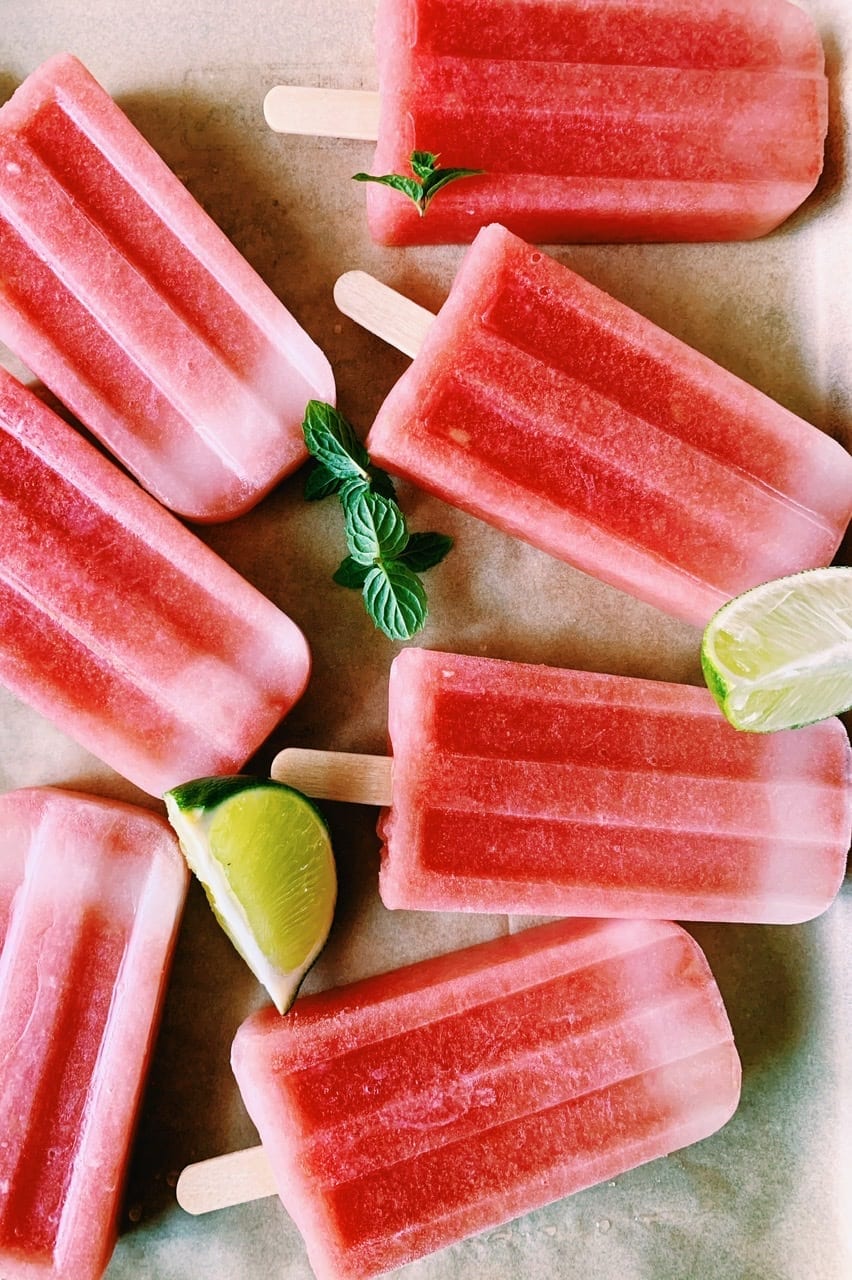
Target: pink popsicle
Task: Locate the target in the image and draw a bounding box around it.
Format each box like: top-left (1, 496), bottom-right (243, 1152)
top-left (367, 0), bottom-right (828, 245)
top-left (0, 369), bottom-right (310, 797)
top-left (232, 916), bottom-right (741, 1280)
top-left (0, 54), bottom-right (334, 521)
top-left (0, 787), bottom-right (188, 1280)
top-left (365, 225), bottom-right (852, 625)
top-left (379, 648), bottom-right (851, 923)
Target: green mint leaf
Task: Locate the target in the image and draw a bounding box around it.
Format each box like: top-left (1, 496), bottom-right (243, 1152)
top-left (420, 167), bottom-right (484, 211)
top-left (363, 562), bottom-right (427, 640)
top-left (410, 151), bottom-right (439, 181)
top-left (302, 401), bottom-right (371, 483)
top-left (304, 462), bottom-right (343, 501)
top-left (338, 476), bottom-right (371, 508)
top-left (353, 151), bottom-right (485, 217)
top-left (351, 172), bottom-right (423, 205)
top-left (398, 531), bottom-right (454, 573)
top-left (301, 404), bottom-right (451, 639)
top-left (343, 489), bottom-right (409, 565)
top-left (332, 556), bottom-right (370, 589)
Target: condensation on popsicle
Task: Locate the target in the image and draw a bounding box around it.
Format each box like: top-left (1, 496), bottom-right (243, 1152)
top-left (0, 370), bottom-right (311, 797)
top-left (367, 0), bottom-right (829, 245)
top-left (0, 53), bottom-right (334, 521)
top-left (378, 648), bottom-right (851, 923)
top-left (362, 225), bottom-right (852, 625)
top-left (230, 917), bottom-right (742, 1280)
top-left (0, 787), bottom-right (188, 1280)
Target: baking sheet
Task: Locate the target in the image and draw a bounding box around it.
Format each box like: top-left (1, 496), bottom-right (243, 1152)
top-left (1, 1), bottom-right (850, 1277)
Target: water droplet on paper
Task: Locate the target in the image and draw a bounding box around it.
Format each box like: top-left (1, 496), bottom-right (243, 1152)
top-left (596, 1218), bottom-right (611, 1234)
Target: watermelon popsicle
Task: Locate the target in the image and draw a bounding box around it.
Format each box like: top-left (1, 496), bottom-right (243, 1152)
top-left (0, 787), bottom-right (188, 1280)
top-left (179, 918), bottom-right (741, 1280)
top-left (271, 647), bottom-right (852, 924)
top-left (335, 224), bottom-right (852, 625)
top-left (0, 53), bottom-right (334, 522)
top-left (264, 0), bottom-right (829, 246)
top-left (0, 370), bottom-right (311, 797)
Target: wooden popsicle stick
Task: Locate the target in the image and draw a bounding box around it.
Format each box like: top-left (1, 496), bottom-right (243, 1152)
top-left (334, 270), bottom-right (435, 359)
top-left (176, 1145), bottom-right (276, 1214)
top-left (263, 86), bottom-right (380, 140)
top-left (271, 747), bottom-right (394, 806)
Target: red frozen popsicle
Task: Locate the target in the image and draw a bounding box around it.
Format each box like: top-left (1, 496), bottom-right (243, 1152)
top-left (0, 54), bottom-right (334, 521)
top-left (218, 917), bottom-right (741, 1280)
top-left (271, 647), bottom-right (851, 924)
top-left (264, 0), bottom-right (828, 245)
top-left (334, 225), bottom-right (852, 625)
top-left (367, 0), bottom-right (828, 244)
top-left (0, 370), bottom-right (311, 796)
top-left (0, 787), bottom-right (188, 1280)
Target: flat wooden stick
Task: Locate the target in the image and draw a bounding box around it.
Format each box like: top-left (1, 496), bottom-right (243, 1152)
top-left (176, 1145), bottom-right (276, 1214)
top-left (334, 270), bottom-right (435, 358)
top-left (271, 747), bottom-right (394, 806)
top-left (263, 86), bottom-right (380, 140)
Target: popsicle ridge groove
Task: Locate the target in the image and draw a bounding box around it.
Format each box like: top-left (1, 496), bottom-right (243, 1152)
top-left (0, 54), bottom-right (334, 519)
top-left (407, 0), bottom-right (825, 74)
top-left (1, 144), bottom-right (266, 483)
top-left (466, 324), bottom-right (841, 541)
top-left (259, 923), bottom-right (723, 1081)
top-left (404, 63), bottom-right (823, 184)
top-left (0, 851), bottom-right (123, 1256)
top-left (41, 81), bottom-right (318, 399)
top-left (293, 983), bottom-right (728, 1185)
top-left (395, 370), bottom-right (832, 600)
top-left (252, 921), bottom-right (674, 1067)
top-left (411, 768), bottom-right (844, 839)
top-left (0, 558), bottom-right (253, 758)
top-left (331, 1045), bottom-right (737, 1272)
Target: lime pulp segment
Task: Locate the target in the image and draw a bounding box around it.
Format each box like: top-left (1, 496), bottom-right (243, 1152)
top-left (164, 777), bottom-right (336, 1013)
top-left (701, 567), bottom-right (852, 732)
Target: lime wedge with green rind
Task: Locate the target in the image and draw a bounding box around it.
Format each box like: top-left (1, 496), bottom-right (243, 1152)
top-left (164, 776), bottom-right (336, 1013)
top-left (701, 567), bottom-right (852, 732)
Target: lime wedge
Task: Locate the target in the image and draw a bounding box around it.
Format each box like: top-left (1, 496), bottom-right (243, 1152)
top-left (701, 567), bottom-right (852, 732)
top-left (164, 776), bottom-right (336, 1013)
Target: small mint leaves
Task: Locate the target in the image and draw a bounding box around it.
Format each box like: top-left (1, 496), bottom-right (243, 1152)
top-left (353, 150), bottom-right (484, 217)
top-left (302, 401), bottom-right (452, 641)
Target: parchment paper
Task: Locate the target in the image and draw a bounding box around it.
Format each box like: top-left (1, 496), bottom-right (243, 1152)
top-left (0, 2), bottom-right (849, 1278)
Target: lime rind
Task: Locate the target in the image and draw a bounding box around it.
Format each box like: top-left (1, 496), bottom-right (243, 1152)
top-left (701, 567), bottom-right (852, 732)
top-left (164, 776), bottom-right (336, 1013)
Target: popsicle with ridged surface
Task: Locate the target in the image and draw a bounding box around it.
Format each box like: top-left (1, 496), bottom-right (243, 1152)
top-left (0, 53), bottom-right (334, 521)
top-left (0, 787), bottom-right (188, 1280)
top-left (226, 917), bottom-right (741, 1280)
top-left (376, 647), bottom-right (851, 922)
top-left (0, 370), bottom-right (311, 797)
top-left (366, 0), bottom-right (828, 244)
top-left (358, 225), bottom-right (852, 625)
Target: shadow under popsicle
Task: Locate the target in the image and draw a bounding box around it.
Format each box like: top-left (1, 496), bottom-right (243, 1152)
top-left (0, 75), bottom-right (20, 109)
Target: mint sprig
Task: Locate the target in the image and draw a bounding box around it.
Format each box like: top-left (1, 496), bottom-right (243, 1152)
top-left (353, 150), bottom-right (484, 217)
top-left (302, 401), bottom-right (452, 640)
